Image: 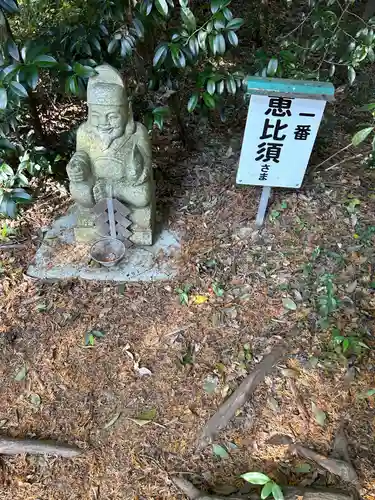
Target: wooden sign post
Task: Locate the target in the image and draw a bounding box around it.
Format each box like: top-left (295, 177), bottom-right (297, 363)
top-left (236, 77), bottom-right (335, 226)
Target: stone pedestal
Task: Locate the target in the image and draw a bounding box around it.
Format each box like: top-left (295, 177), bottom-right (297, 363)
top-left (27, 209), bottom-right (180, 282)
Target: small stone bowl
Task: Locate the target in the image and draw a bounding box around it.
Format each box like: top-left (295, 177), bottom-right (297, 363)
top-left (89, 238), bottom-right (125, 267)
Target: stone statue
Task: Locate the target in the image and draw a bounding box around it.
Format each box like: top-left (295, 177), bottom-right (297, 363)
top-left (66, 64), bottom-right (155, 246)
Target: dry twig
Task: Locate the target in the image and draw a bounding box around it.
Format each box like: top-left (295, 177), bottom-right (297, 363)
top-left (0, 436), bottom-right (82, 458)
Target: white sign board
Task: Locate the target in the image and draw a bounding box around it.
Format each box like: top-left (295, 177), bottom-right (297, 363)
top-left (236, 95), bottom-right (326, 188)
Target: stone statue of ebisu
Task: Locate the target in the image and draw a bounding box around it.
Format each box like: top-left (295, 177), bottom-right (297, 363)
top-left (66, 64), bottom-right (155, 245)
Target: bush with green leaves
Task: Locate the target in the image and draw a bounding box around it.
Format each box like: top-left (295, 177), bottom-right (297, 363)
top-left (255, 0), bottom-right (375, 83)
top-left (0, 132), bottom-right (55, 216)
top-left (1, 0), bottom-right (375, 219)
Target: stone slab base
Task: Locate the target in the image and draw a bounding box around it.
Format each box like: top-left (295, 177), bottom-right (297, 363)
top-left (27, 212), bottom-right (180, 282)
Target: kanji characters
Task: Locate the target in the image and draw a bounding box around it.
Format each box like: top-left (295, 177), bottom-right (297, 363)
top-left (265, 97), bottom-right (292, 117)
top-left (255, 142), bottom-right (283, 163)
top-left (260, 118), bottom-right (288, 141)
top-left (294, 124), bottom-right (311, 140)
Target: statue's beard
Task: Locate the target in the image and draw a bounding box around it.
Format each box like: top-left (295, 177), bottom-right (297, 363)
top-left (95, 126), bottom-right (124, 149)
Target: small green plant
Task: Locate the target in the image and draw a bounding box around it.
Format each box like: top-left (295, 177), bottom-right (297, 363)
top-left (0, 222), bottom-right (16, 240)
top-left (317, 273), bottom-right (339, 329)
top-left (240, 472), bottom-right (284, 500)
top-left (176, 284), bottom-right (192, 306)
top-left (302, 245), bottom-right (321, 277)
top-left (211, 282), bottom-right (224, 297)
top-left (331, 328), bottom-right (369, 356)
top-left (84, 330), bottom-right (105, 346)
top-left (354, 224), bottom-right (375, 245)
top-left (358, 388), bottom-right (375, 399)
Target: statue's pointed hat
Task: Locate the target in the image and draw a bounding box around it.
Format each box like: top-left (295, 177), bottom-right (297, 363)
top-left (87, 64), bottom-right (127, 106)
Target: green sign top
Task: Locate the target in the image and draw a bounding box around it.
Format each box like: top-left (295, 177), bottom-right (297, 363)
top-left (246, 76), bottom-right (335, 101)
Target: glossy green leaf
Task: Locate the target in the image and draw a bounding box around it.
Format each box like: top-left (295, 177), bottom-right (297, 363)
top-left (352, 127), bottom-right (373, 146)
top-left (0, 88), bottom-right (7, 109)
top-left (153, 44), bottom-right (168, 66)
top-left (368, 47), bottom-right (375, 62)
top-left (267, 57), bottom-right (278, 76)
top-left (133, 18), bottom-right (144, 38)
top-left (10, 81), bottom-right (28, 98)
top-left (107, 38), bottom-right (118, 54)
top-left (214, 19), bottom-right (225, 30)
top-left (66, 75), bottom-right (78, 95)
top-left (73, 62), bottom-right (97, 78)
top-left (328, 64), bottom-right (335, 77)
top-left (198, 30), bottom-right (207, 50)
top-left (241, 472), bottom-right (271, 485)
top-left (6, 39), bottom-right (19, 61)
top-left (207, 79), bottom-right (216, 95)
top-left (0, 0), bottom-right (19, 13)
top-left (227, 31), bottom-right (238, 46)
top-left (121, 38), bottom-right (132, 58)
top-left (171, 49), bottom-right (186, 68)
top-left (215, 34), bottom-right (226, 54)
top-left (11, 188), bottom-right (32, 202)
top-left (226, 75), bottom-right (236, 94)
top-left (348, 66), bottom-right (356, 85)
top-left (310, 37), bottom-right (325, 51)
top-left (216, 80), bottom-right (224, 94)
top-left (203, 92), bottom-right (215, 108)
top-left (181, 6), bottom-right (196, 30)
top-left (155, 0), bottom-right (168, 17)
top-left (271, 482), bottom-right (284, 500)
top-left (187, 93), bottom-right (199, 112)
top-left (223, 7), bottom-right (233, 20)
top-left (226, 18), bottom-right (244, 30)
top-left (188, 36), bottom-right (199, 57)
top-left (33, 55), bottom-right (57, 67)
top-left (211, 0), bottom-right (222, 13)
top-left (261, 481), bottom-right (273, 499)
top-left (26, 65), bottom-right (39, 89)
top-left (212, 443), bottom-right (229, 458)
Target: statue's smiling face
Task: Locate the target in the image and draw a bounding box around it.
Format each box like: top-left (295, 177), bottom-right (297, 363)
top-left (89, 105), bottom-right (126, 148)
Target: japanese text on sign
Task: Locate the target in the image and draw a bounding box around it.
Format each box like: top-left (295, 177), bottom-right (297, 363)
top-left (236, 94), bottom-right (326, 188)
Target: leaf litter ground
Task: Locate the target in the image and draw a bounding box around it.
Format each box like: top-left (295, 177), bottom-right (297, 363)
top-left (0, 123), bottom-right (375, 499)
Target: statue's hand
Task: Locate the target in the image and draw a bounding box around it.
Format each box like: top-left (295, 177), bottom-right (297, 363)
top-left (93, 180), bottom-right (107, 203)
top-left (67, 152), bottom-right (89, 183)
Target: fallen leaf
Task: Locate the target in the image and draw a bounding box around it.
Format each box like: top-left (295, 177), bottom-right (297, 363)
top-left (104, 412), bottom-right (122, 429)
top-left (280, 368), bottom-right (299, 379)
top-left (212, 444), bottom-right (229, 458)
top-left (346, 280), bottom-right (357, 294)
top-left (129, 408), bottom-right (157, 426)
top-left (294, 462), bottom-right (312, 473)
top-left (203, 374), bottom-right (219, 394)
top-left (36, 302), bottom-right (48, 312)
top-left (137, 366), bottom-right (153, 377)
top-left (0, 419), bottom-right (8, 428)
top-left (91, 330), bottom-right (105, 338)
top-left (15, 365), bottom-right (27, 381)
top-left (226, 441), bottom-right (238, 450)
top-left (311, 402), bottom-right (326, 426)
top-left (267, 397), bottom-right (279, 412)
top-left (30, 394), bottom-right (41, 407)
top-left (282, 297), bottom-right (297, 311)
top-left (192, 294), bottom-right (209, 305)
